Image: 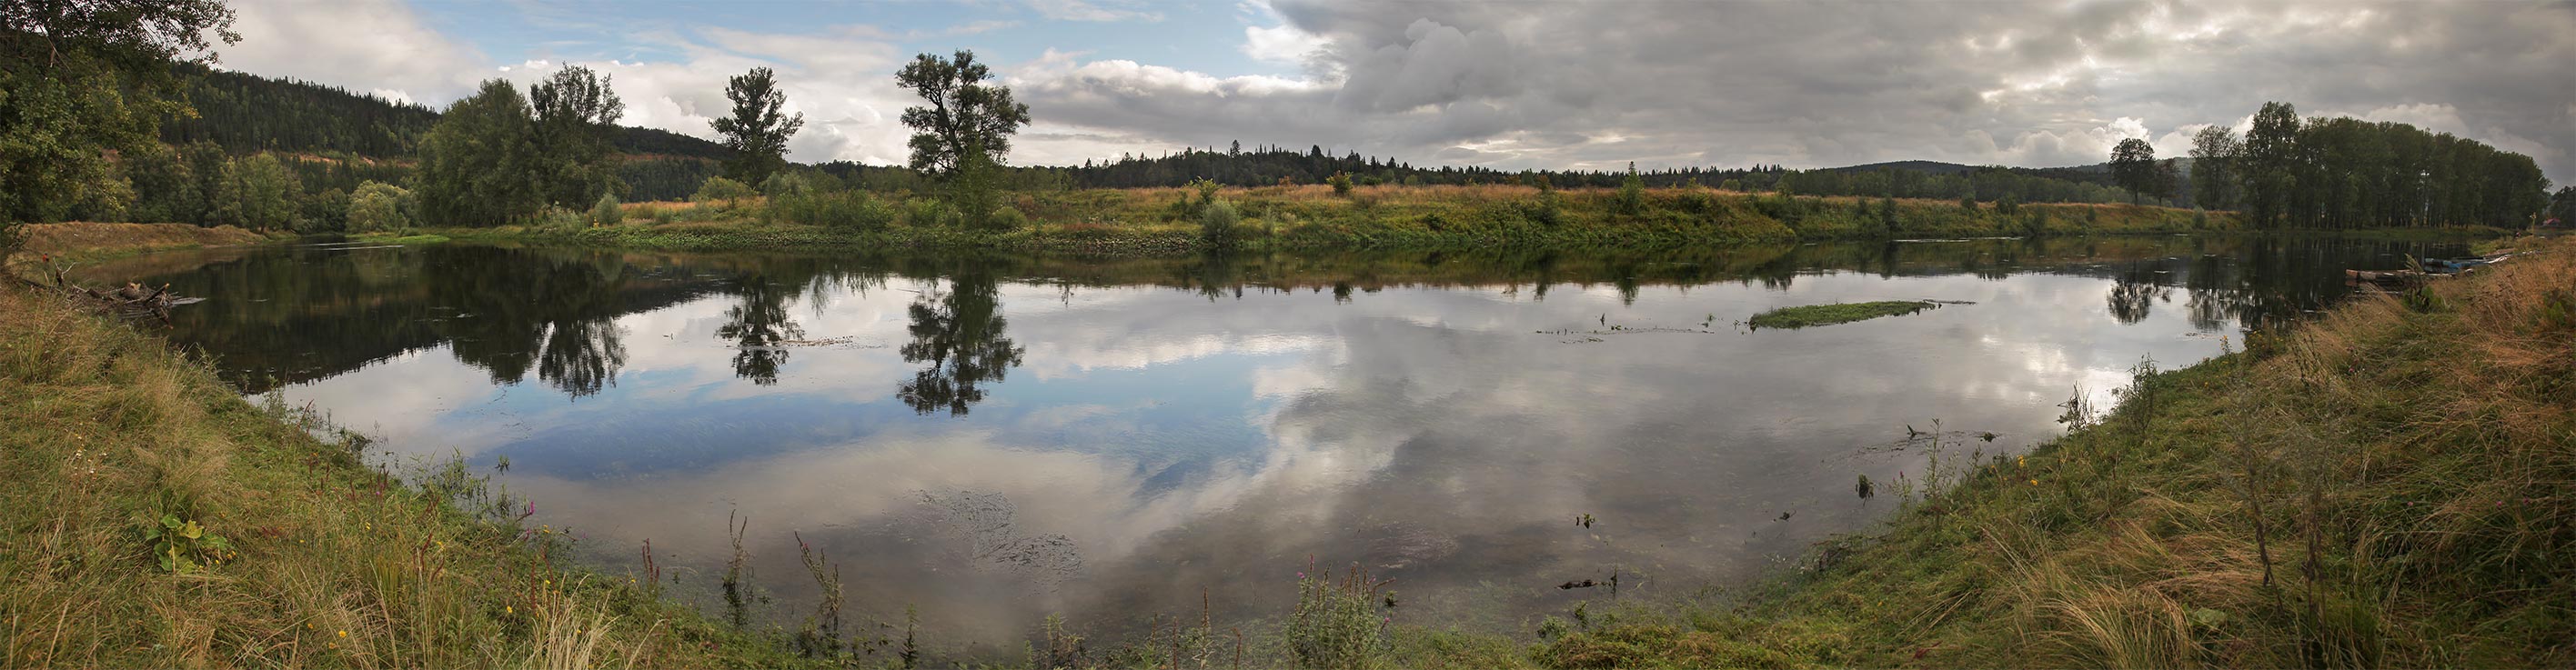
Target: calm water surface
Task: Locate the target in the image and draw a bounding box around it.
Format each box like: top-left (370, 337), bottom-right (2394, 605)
top-left (87, 235), bottom-right (2464, 650)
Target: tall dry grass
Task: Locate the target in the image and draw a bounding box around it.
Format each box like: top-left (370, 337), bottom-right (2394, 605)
top-left (0, 285), bottom-right (815, 668)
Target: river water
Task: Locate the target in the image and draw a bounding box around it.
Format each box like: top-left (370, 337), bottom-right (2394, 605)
top-left (84, 234), bottom-right (2463, 651)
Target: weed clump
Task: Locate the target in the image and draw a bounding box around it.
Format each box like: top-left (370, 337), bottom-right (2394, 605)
top-left (1288, 562), bottom-right (1395, 670)
top-left (1747, 300), bottom-right (1940, 329)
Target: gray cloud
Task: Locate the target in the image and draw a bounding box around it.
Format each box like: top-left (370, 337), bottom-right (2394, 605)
top-left (1011, 0), bottom-right (2576, 181)
top-left (209, 0), bottom-right (2576, 183)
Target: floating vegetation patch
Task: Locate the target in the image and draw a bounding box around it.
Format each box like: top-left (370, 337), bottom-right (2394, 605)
top-left (1747, 300), bottom-right (1952, 329)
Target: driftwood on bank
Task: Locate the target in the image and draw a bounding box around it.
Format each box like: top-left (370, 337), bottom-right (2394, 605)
top-left (8, 256), bottom-right (197, 325)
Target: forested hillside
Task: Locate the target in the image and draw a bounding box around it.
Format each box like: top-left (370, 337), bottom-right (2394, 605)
top-left (159, 64), bottom-right (730, 160)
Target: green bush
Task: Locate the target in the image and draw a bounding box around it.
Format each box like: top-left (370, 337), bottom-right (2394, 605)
top-left (986, 205), bottom-right (1028, 231)
top-left (1614, 162), bottom-right (1645, 215)
top-left (693, 176), bottom-right (757, 204)
top-left (536, 205), bottom-right (585, 229)
top-left (778, 191), bottom-right (897, 231)
top-left (1200, 198), bottom-right (1239, 245)
top-left (591, 193), bottom-right (622, 227)
top-left (904, 198), bottom-right (956, 228)
top-left (1327, 171), bottom-right (1354, 196)
top-left (346, 181), bottom-right (410, 233)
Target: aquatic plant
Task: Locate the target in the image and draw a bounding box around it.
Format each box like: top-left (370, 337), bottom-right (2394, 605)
top-left (1747, 300), bottom-right (1939, 329)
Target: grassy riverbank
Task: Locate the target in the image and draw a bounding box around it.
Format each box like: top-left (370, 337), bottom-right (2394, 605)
top-left (0, 286), bottom-right (817, 667)
top-left (7, 226), bottom-right (2562, 667)
top-left (1501, 235), bottom-right (2576, 668)
top-left (6, 222), bottom-right (277, 265)
top-left (406, 185), bottom-right (2234, 255)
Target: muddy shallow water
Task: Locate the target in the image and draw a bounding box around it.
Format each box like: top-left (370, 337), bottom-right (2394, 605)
top-left (86, 234), bottom-right (2464, 651)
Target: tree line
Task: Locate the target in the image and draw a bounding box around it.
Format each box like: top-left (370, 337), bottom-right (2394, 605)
top-left (2133, 102), bottom-right (2552, 229)
top-left (1, 0), bottom-right (2557, 239)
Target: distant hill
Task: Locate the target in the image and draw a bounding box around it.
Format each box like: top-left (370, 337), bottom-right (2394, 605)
top-left (161, 64), bottom-right (732, 161)
top-left (1825, 160), bottom-right (1982, 175)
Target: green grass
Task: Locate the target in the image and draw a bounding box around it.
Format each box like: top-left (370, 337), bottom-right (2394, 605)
top-left (1747, 300), bottom-right (1941, 329)
top-left (0, 285), bottom-right (826, 668)
top-left (421, 185), bottom-right (2239, 256)
top-left (1498, 237), bottom-right (2576, 668)
top-left (8, 225), bottom-right (2563, 668)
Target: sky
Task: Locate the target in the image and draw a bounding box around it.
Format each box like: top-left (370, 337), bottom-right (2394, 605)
top-left (212, 0), bottom-right (2575, 182)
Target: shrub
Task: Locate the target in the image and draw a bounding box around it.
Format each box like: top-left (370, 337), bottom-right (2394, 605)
top-left (1614, 162), bottom-right (1645, 215)
top-left (590, 193), bottom-right (622, 227)
top-left (905, 198), bottom-right (956, 228)
top-left (1527, 175), bottom-right (1563, 226)
top-left (760, 171), bottom-right (825, 198)
top-left (771, 190), bottom-right (897, 231)
top-left (347, 181), bottom-right (411, 233)
top-left (1327, 171), bottom-right (1354, 196)
top-left (1997, 193), bottom-right (2021, 215)
top-left (1677, 191), bottom-right (1714, 215)
top-left (537, 205), bottom-right (585, 229)
top-left (1959, 195), bottom-right (1979, 211)
top-left (693, 176), bottom-right (757, 204)
top-left (1200, 198), bottom-right (1239, 245)
top-left (986, 205), bottom-right (1028, 231)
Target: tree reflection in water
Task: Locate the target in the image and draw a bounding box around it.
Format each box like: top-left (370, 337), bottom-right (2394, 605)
top-left (898, 266), bottom-right (1023, 416)
top-left (2106, 263), bottom-right (2173, 325)
top-left (719, 274), bottom-right (804, 385)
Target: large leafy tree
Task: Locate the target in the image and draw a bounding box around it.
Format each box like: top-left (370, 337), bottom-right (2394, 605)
top-left (896, 50), bottom-right (1031, 175)
top-left (2108, 138), bottom-right (2158, 205)
top-left (2239, 101), bottom-right (2302, 228)
top-left (709, 66), bottom-right (803, 185)
top-left (2189, 125), bottom-right (2241, 211)
top-left (214, 153), bottom-right (302, 231)
top-left (0, 0), bottom-right (237, 225)
top-left (530, 65), bottom-right (626, 208)
top-left (417, 79), bottom-right (541, 226)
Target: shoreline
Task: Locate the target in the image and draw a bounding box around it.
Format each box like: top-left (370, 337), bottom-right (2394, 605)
top-left (4, 228), bottom-right (2560, 667)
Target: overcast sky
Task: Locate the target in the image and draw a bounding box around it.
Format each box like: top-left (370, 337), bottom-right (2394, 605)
top-left (214, 0), bottom-right (2573, 182)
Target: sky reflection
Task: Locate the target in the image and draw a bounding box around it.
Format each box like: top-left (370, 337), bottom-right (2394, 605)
top-left (95, 235), bottom-right (2463, 647)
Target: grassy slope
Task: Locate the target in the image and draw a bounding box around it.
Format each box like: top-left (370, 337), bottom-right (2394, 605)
top-left (428, 185), bottom-right (2233, 255)
top-left (0, 286), bottom-right (819, 668)
top-left (1511, 236), bottom-right (2576, 668)
top-left (8, 222), bottom-right (277, 265)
